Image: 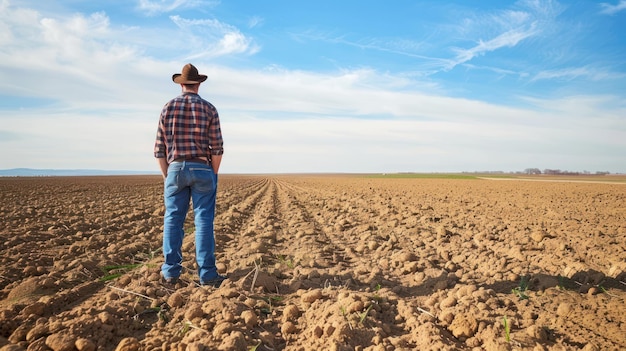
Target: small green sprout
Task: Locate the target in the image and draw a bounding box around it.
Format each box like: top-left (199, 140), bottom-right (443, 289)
top-left (359, 304), bottom-right (374, 325)
top-left (100, 263), bottom-right (143, 281)
top-left (277, 255), bottom-right (295, 268)
top-left (502, 315), bottom-right (511, 342)
top-left (512, 276), bottom-right (529, 300)
top-left (179, 321), bottom-right (191, 336)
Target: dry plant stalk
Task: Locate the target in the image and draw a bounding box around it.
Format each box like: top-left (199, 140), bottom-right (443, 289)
top-left (417, 306), bottom-right (435, 318)
top-left (107, 284), bottom-right (155, 302)
top-left (250, 261), bottom-right (260, 292)
top-left (185, 320), bottom-right (209, 334)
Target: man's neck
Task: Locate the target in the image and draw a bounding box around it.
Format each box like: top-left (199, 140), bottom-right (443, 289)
top-left (181, 84), bottom-right (199, 94)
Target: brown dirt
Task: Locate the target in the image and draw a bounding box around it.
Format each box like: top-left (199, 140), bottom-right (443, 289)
top-left (0, 175), bottom-right (624, 351)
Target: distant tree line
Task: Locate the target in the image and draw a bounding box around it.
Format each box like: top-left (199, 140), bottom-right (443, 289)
top-left (523, 168), bottom-right (610, 175)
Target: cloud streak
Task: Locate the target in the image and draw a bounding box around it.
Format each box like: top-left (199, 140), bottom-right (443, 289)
top-left (170, 15), bottom-right (259, 58)
top-left (450, 23), bottom-right (538, 70)
top-left (532, 66), bottom-right (624, 82)
top-left (447, 0), bottom-right (565, 70)
top-left (599, 0), bottom-right (626, 15)
top-left (137, 0), bottom-right (218, 15)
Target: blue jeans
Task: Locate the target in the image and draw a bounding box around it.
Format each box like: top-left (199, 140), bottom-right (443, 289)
top-left (162, 160), bottom-right (219, 282)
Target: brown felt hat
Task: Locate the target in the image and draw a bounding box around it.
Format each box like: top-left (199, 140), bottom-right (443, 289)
top-left (172, 63), bottom-right (207, 84)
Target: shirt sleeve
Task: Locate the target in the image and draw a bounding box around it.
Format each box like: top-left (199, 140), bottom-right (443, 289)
top-left (208, 108), bottom-right (224, 156)
top-left (154, 107), bottom-right (167, 158)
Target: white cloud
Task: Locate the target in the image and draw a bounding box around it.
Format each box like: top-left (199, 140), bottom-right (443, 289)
top-left (599, 0), bottom-right (626, 15)
top-left (0, 109), bottom-right (157, 170)
top-left (218, 102), bottom-right (626, 173)
top-left (39, 12), bottom-right (112, 60)
top-left (164, 66), bottom-right (626, 173)
top-left (0, 2), bottom-right (257, 111)
top-left (137, 0), bottom-right (218, 15)
top-left (2, 60), bottom-right (624, 173)
top-left (0, 4), bottom-right (168, 111)
top-left (170, 15), bottom-right (259, 58)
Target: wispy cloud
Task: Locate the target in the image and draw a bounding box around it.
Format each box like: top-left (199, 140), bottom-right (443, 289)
top-left (447, 0), bottom-right (564, 70)
top-left (450, 23), bottom-right (538, 69)
top-left (295, 1), bottom-right (561, 77)
top-left (532, 66), bottom-right (624, 82)
top-left (248, 15), bottom-right (263, 29)
top-left (599, 0), bottom-right (626, 15)
top-left (0, 5), bottom-right (143, 101)
top-left (461, 63), bottom-right (529, 79)
top-left (170, 15), bottom-right (259, 58)
top-left (0, 2), bottom-right (257, 109)
top-left (137, 0), bottom-right (218, 15)
top-left (290, 30), bottom-right (452, 74)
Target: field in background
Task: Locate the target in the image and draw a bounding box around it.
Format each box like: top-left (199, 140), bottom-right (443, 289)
top-left (371, 173), bottom-right (626, 182)
top-left (1, 175), bottom-right (624, 350)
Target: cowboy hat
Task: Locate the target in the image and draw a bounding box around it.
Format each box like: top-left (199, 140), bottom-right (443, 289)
top-left (172, 63), bottom-right (207, 84)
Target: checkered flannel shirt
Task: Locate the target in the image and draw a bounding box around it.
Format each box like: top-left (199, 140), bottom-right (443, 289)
top-left (154, 92), bottom-right (224, 164)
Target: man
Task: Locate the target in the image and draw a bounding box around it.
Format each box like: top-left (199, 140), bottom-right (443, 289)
top-left (154, 63), bottom-right (225, 287)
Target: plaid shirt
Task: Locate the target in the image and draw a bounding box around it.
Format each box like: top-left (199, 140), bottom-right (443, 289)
top-left (154, 92), bottom-right (224, 164)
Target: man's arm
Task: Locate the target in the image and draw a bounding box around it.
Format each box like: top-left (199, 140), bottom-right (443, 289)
top-left (157, 157), bottom-right (169, 179)
top-left (211, 155), bottom-right (222, 174)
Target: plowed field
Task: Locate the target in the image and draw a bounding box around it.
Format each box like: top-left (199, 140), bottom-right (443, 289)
top-left (1, 175), bottom-right (625, 351)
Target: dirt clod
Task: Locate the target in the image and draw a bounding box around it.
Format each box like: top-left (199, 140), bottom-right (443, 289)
top-left (45, 332), bottom-right (76, 351)
top-left (448, 314), bottom-right (478, 339)
top-left (114, 337), bottom-right (140, 351)
top-left (74, 338), bottom-right (96, 351)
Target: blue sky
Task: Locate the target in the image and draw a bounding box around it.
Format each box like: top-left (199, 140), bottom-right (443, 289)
top-left (1, 0), bottom-right (625, 173)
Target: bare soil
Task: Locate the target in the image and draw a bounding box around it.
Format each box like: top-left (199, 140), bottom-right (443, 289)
top-left (0, 175), bottom-right (624, 351)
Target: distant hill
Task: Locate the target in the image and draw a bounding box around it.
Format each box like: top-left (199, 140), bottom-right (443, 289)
top-left (0, 168), bottom-right (158, 176)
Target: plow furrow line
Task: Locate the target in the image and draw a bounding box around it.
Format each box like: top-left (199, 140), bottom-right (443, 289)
top-left (272, 179), bottom-right (358, 272)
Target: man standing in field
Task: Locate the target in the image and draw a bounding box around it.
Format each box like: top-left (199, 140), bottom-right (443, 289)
top-left (154, 63), bottom-right (225, 288)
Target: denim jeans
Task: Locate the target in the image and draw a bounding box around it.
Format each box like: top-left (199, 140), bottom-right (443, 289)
top-left (162, 160), bottom-right (219, 282)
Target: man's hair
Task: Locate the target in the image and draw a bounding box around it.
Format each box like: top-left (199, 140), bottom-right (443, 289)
top-left (183, 83), bottom-right (199, 89)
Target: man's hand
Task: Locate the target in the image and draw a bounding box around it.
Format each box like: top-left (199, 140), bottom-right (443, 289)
top-left (211, 155), bottom-right (222, 174)
top-left (157, 158), bottom-right (169, 179)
